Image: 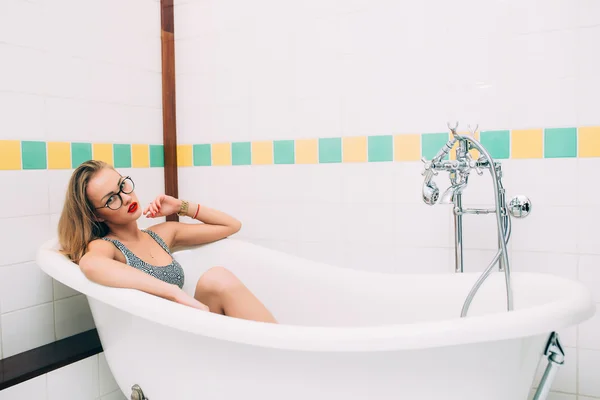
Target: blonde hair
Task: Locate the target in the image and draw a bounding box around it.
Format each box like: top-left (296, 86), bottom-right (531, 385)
top-left (58, 160), bottom-right (112, 263)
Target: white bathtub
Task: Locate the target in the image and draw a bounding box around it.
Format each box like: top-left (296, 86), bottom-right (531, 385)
top-left (37, 237), bottom-right (594, 400)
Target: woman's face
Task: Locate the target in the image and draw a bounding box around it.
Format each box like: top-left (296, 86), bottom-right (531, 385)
top-left (86, 167), bottom-right (142, 224)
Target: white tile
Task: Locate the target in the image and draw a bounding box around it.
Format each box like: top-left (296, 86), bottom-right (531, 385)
top-left (460, 209), bottom-right (502, 250)
top-left (0, 93), bottom-right (45, 141)
top-left (99, 353), bottom-right (119, 396)
top-left (341, 202), bottom-right (395, 245)
top-left (577, 158), bottom-right (600, 207)
top-left (47, 355), bottom-right (99, 400)
top-left (125, 106), bottom-right (163, 144)
top-left (533, 347), bottom-right (577, 394)
top-left (341, 163), bottom-right (396, 204)
top-left (578, 206), bottom-right (600, 254)
top-left (395, 204), bottom-right (451, 248)
top-left (510, 251), bottom-right (578, 280)
top-left (391, 161), bottom-right (427, 205)
top-left (0, 215), bottom-right (51, 266)
top-left (297, 202), bottom-right (342, 243)
top-left (99, 389), bottom-right (127, 400)
top-left (44, 97), bottom-right (93, 142)
top-left (577, 0), bottom-right (600, 28)
top-left (53, 278), bottom-right (79, 300)
top-left (506, 0), bottom-right (577, 34)
top-left (0, 375), bottom-right (47, 400)
top-left (293, 95), bottom-right (342, 140)
top-left (174, 1), bottom-right (214, 39)
top-left (0, 170), bottom-right (50, 217)
top-left (0, 262), bottom-right (53, 313)
top-left (576, 26), bottom-right (600, 77)
top-left (511, 206), bottom-right (577, 253)
top-left (545, 393), bottom-right (576, 400)
top-left (54, 294), bottom-right (96, 340)
top-left (458, 249), bottom-right (504, 273)
top-left (502, 159), bottom-right (578, 208)
top-left (44, 54), bottom-right (93, 100)
top-left (0, 0), bottom-right (44, 49)
top-left (47, 170), bottom-right (73, 215)
top-left (576, 70), bottom-right (600, 126)
top-left (579, 349), bottom-right (600, 397)
top-left (397, 247), bottom-right (452, 274)
top-left (1, 303), bottom-right (54, 357)
top-left (0, 44), bottom-right (44, 94)
top-left (579, 307), bottom-right (600, 350)
top-left (579, 255), bottom-right (600, 302)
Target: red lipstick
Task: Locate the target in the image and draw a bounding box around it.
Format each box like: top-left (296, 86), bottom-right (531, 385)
top-left (128, 202), bottom-right (138, 213)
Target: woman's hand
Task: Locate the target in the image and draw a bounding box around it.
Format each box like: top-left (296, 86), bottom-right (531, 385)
top-left (170, 287), bottom-right (210, 312)
top-left (143, 194), bottom-right (182, 218)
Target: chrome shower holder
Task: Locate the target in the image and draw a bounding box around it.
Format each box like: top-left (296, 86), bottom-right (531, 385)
top-left (420, 121), bottom-right (532, 317)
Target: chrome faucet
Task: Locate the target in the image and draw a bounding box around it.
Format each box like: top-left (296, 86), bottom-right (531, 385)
top-left (420, 122), bottom-right (532, 317)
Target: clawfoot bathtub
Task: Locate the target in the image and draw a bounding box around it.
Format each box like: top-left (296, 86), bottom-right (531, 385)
top-left (37, 237), bottom-right (594, 400)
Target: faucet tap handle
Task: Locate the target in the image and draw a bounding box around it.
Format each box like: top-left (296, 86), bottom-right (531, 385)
top-left (465, 153), bottom-right (483, 176)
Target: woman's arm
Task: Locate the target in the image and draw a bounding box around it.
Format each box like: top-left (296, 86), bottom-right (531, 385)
top-left (78, 240), bottom-right (208, 311)
top-left (144, 195), bottom-right (242, 249)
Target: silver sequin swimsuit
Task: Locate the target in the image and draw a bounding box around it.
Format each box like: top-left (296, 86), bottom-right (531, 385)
top-left (102, 229), bottom-right (185, 289)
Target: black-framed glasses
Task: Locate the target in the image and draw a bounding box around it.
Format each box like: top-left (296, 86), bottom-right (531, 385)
top-left (95, 176), bottom-right (135, 210)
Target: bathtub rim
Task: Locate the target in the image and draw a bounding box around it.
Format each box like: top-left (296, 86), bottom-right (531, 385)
top-left (37, 238), bottom-right (596, 352)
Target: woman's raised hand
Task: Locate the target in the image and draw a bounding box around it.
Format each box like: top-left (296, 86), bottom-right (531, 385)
top-left (143, 194), bottom-right (182, 218)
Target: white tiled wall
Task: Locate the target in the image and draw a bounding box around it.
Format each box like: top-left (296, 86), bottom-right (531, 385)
top-left (174, 0), bottom-right (600, 398)
top-left (0, 0), bottom-right (164, 363)
top-left (0, 353), bottom-right (125, 400)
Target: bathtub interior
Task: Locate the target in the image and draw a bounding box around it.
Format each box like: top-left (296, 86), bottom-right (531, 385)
top-left (170, 238), bottom-right (578, 327)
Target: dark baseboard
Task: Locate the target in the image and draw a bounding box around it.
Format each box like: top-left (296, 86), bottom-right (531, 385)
top-left (0, 329), bottom-right (103, 391)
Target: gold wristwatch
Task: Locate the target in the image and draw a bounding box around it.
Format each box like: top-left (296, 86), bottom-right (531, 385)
top-left (177, 200), bottom-right (189, 216)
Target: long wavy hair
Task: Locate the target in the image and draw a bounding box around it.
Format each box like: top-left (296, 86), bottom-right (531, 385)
top-left (58, 160), bottom-right (111, 263)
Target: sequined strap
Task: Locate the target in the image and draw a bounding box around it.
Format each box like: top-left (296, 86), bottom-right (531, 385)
top-left (142, 229), bottom-right (172, 255)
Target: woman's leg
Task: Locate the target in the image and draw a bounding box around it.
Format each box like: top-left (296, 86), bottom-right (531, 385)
top-left (194, 266), bottom-right (278, 323)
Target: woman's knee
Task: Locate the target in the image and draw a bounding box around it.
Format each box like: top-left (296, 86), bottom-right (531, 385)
top-left (195, 266), bottom-right (242, 296)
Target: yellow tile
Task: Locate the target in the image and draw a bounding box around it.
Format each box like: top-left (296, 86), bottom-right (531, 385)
top-left (393, 134), bottom-right (420, 161)
top-left (342, 136), bottom-right (367, 162)
top-left (212, 143), bottom-right (232, 166)
top-left (252, 141), bottom-right (273, 165)
top-left (132, 144), bottom-right (150, 168)
top-left (0, 140), bottom-right (21, 170)
top-left (579, 126), bottom-right (600, 157)
top-left (295, 139), bottom-right (318, 164)
top-left (177, 144), bottom-right (193, 167)
top-left (93, 143), bottom-right (113, 165)
top-left (47, 142), bottom-right (71, 169)
top-left (511, 129), bottom-right (543, 159)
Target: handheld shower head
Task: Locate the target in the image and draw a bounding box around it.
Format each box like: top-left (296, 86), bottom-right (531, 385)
top-left (422, 177), bottom-right (439, 205)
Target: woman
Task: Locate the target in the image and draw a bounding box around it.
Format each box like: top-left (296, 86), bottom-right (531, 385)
top-left (58, 160), bottom-right (277, 323)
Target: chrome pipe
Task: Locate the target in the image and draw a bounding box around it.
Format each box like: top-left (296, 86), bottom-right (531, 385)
top-left (532, 332), bottom-right (565, 400)
top-left (454, 193), bottom-right (464, 273)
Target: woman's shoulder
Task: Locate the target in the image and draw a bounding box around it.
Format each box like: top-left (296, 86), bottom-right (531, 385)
top-left (145, 221), bottom-right (179, 247)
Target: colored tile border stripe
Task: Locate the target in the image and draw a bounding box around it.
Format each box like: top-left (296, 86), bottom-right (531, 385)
top-left (0, 126), bottom-right (599, 170)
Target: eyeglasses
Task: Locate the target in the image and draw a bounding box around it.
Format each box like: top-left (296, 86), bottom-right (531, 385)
top-left (95, 176), bottom-right (135, 210)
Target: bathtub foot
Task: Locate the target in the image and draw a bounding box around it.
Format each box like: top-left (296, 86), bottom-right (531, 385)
top-left (532, 332), bottom-right (564, 400)
top-left (131, 384), bottom-right (148, 400)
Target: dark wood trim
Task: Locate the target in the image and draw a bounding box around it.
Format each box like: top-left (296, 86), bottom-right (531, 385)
top-left (160, 0), bottom-right (179, 222)
top-left (0, 329), bottom-right (102, 391)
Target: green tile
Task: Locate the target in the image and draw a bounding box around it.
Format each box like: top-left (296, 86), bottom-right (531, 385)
top-left (544, 127), bottom-right (577, 158)
top-left (193, 144), bottom-right (212, 166)
top-left (232, 142), bottom-right (251, 165)
top-left (480, 130), bottom-right (510, 159)
top-left (319, 137), bottom-right (342, 163)
top-left (274, 140), bottom-right (295, 164)
top-left (368, 135), bottom-right (393, 162)
top-left (71, 142), bottom-right (92, 168)
top-left (21, 141), bottom-right (46, 169)
top-left (149, 144), bottom-right (164, 167)
top-left (421, 133), bottom-right (449, 160)
top-left (113, 144), bottom-right (132, 168)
